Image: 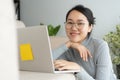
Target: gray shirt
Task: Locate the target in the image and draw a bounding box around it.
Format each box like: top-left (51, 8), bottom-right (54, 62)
top-left (53, 36), bottom-right (117, 80)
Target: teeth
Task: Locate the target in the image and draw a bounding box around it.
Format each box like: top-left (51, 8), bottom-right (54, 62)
top-left (70, 33), bottom-right (80, 36)
top-left (71, 33), bottom-right (77, 35)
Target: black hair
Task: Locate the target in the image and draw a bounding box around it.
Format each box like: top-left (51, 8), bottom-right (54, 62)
top-left (66, 5), bottom-right (95, 37)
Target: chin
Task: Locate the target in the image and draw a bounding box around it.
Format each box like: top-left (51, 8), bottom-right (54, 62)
top-left (70, 38), bottom-right (81, 43)
top-left (67, 34), bottom-right (82, 43)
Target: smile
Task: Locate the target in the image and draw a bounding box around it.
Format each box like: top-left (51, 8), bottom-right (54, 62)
top-left (70, 32), bottom-right (80, 36)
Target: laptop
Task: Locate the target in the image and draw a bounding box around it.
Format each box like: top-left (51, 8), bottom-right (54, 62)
top-left (17, 25), bottom-right (80, 73)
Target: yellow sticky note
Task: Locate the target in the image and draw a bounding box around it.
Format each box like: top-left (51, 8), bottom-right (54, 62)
top-left (19, 44), bottom-right (34, 61)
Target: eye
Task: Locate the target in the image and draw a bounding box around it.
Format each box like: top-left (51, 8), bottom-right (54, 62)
top-left (77, 23), bottom-right (85, 26)
top-left (67, 22), bottom-right (74, 25)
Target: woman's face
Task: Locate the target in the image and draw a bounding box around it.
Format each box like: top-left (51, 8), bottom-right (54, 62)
top-left (65, 10), bottom-right (93, 43)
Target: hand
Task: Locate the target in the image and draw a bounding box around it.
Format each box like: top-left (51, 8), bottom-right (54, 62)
top-left (66, 41), bottom-right (92, 61)
top-left (54, 59), bottom-right (80, 71)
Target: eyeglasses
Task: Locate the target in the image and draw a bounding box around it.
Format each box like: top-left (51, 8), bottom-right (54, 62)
top-left (65, 22), bottom-right (85, 29)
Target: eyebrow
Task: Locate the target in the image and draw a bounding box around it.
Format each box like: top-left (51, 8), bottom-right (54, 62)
top-left (67, 19), bottom-right (84, 22)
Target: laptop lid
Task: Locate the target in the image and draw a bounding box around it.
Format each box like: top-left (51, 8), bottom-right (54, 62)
top-left (17, 26), bottom-right (55, 73)
top-left (17, 26), bottom-right (80, 73)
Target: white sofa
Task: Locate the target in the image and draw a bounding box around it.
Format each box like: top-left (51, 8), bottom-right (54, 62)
top-left (20, 71), bottom-right (75, 80)
top-left (16, 20), bottom-right (75, 80)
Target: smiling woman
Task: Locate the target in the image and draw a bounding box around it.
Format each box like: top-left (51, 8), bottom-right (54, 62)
top-left (53, 4), bottom-right (117, 80)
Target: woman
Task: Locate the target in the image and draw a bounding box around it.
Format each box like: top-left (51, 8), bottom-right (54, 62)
top-left (53, 5), bottom-right (116, 80)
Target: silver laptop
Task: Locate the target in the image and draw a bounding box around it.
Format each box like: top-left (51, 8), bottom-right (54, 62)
top-left (17, 25), bottom-right (80, 73)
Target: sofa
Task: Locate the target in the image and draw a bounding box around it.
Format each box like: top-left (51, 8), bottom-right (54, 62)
top-left (16, 20), bottom-right (75, 80)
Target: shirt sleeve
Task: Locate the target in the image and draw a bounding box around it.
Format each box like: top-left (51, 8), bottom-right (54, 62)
top-left (74, 41), bottom-right (115, 80)
top-left (75, 67), bottom-right (95, 80)
top-left (95, 42), bottom-right (113, 80)
top-left (52, 44), bottom-right (68, 60)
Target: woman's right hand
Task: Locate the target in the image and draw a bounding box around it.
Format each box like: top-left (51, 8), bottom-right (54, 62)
top-left (54, 59), bottom-right (80, 71)
top-left (65, 41), bottom-right (92, 61)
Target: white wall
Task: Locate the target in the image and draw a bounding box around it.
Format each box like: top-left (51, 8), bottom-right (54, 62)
top-left (20, 0), bottom-right (120, 39)
top-left (0, 0), bottom-right (19, 80)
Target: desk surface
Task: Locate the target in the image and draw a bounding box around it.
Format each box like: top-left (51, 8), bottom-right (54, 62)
top-left (20, 71), bottom-right (75, 80)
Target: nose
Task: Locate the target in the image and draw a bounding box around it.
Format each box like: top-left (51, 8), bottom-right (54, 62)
top-left (71, 23), bottom-right (78, 30)
top-left (72, 23), bottom-right (78, 27)
top-left (71, 24), bottom-right (78, 30)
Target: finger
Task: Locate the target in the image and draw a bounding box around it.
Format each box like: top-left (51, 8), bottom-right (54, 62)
top-left (54, 60), bottom-right (66, 69)
top-left (54, 60), bottom-right (61, 68)
top-left (54, 63), bottom-right (62, 69)
top-left (87, 50), bottom-right (92, 58)
top-left (58, 66), bottom-right (69, 71)
top-left (79, 51), bottom-right (83, 58)
top-left (54, 60), bottom-right (64, 64)
top-left (55, 63), bottom-right (66, 69)
top-left (80, 51), bottom-right (85, 61)
top-left (85, 51), bottom-right (88, 61)
top-left (84, 49), bottom-right (88, 61)
top-left (82, 51), bottom-right (86, 61)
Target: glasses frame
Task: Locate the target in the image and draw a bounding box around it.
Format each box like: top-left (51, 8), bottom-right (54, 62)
top-left (64, 21), bottom-right (86, 29)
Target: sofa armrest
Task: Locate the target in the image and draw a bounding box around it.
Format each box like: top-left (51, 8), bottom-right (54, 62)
top-left (50, 36), bottom-right (68, 49)
top-left (16, 20), bottom-right (26, 28)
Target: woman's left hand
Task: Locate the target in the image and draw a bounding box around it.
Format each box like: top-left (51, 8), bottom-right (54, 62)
top-left (54, 59), bottom-right (80, 71)
top-left (66, 41), bottom-right (92, 61)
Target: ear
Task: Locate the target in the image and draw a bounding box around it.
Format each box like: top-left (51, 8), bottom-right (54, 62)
top-left (88, 25), bottom-right (93, 32)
